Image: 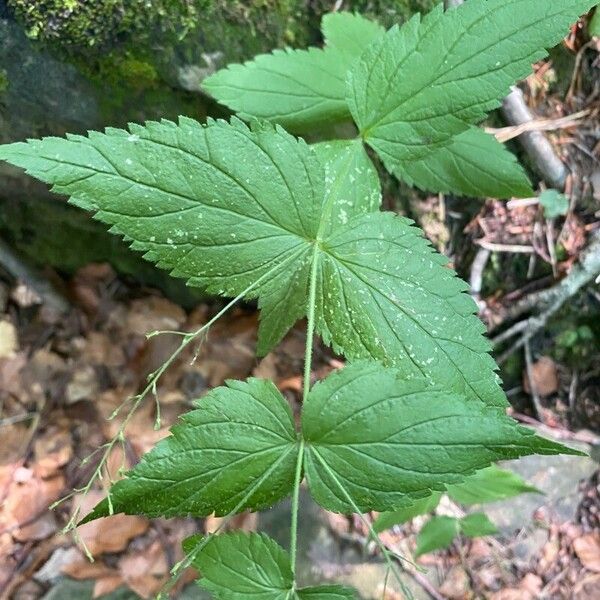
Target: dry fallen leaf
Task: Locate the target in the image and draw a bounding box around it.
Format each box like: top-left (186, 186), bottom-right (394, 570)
top-left (489, 589), bottom-right (533, 600)
top-left (74, 492), bottom-right (149, 557)
top-left (574, 573), bottom-right (600, 600)
top-left (118, 541), bottom-right (168, 598)
top-left (439, 566), bottom-right (472, 600)
top-left (33, 428), bottom-right (73, 479)
top-left (94, 574), bottom-right (125, 598)
top-left (0, 320), bottom-right (18, 358)
top-left (574, 534), bottom-right (600, 572)
top-left (523, 356), bottom-right (558, 397)
top-left (13, 512), bottom-right (58, 542)
top-left (1, 471), bottom-right (64, 530)
top-left (126, 297), bottom-right (186, 335)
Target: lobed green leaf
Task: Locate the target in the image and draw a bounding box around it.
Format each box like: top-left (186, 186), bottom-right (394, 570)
top-left (460, 513), bottom-right (498, 538)
top-left (321, 12), bottom-right (384, 61)
top-left (203, 12), bottom-right (382, 133)
top-left (373, 492), bottom-right (442, 533)
top-left (350, 0), bottom-right (596, 161)
top-left (317, 212), bottom-right (506, 406)
top-left (302, 362), bottom-right (581, 513)
top-left (0, 117), bottom-right (322, 354)
top-left (446, 464), bottom-right (540, 505)
top-left (393, 128), bottom-right (533, 199)
top-left (312, 139), bottom-right (381, 237)
top-left (190, 532), bottom-right (358, 599)
top-left (81, 378), bottom-right (299, 521)
top-left (414, 516), bottom-right (459, 557)
top-left (202, 47), bottom-right (350, 132)
top-left (414, 512), bottom-right (498, 556)
top-left (0, 118), bottom-right (509, 404)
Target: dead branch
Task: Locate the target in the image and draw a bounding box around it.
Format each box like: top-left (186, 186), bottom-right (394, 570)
top-left (501, 87), bottom-right (569, 190)
top-left (492, 231), bottom-right (600, 359)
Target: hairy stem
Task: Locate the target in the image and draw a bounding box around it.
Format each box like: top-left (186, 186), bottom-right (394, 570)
top-left (302, 244), bottom-right (320, 401)
top-left (290, 244), bottom-right (320, 578)
top-left (289, 439), bottom-right (305, 580)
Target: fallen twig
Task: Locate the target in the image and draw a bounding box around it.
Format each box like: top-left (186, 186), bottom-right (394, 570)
top-left (487, 110), bottom-right (589, 143)
top-left (492, 230), bottom-right (600, 337)
top-left (501, 87), bottom-right (569, 190)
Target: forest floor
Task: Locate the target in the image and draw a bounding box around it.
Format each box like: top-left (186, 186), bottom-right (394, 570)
top-left (1, 18), bottom-right (600, 600)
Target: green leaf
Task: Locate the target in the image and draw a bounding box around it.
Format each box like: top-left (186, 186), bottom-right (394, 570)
top-left (321, 12), bottom-right (384, 60)
top-left (202, 48), bottom-right (350, 132)
top-left (394, 128), bottom-right (533, 199)
top-left (373, 492), bottom-right (442, 533)
top-left (415, 513), bottom-right (498, 556)
top-left (190, 532), bottom-right (358, 599)
top-left (0, 117), bottom-right (323, 356)
top-left (349, 0), bottom-right (596, 161)
top-left (302, 362), bottom-right (578, 514)
top-left (414, 516), bottom-right (459, 557)
top-left (193, 532), bottom-right (293, 599)
top-left (81, 378), bottom-right (299, 521)
top-left (313, 139), bottom-right (381, 236)
top-left (539, 189), bottom-right (569, 218)
top-left (316, 211), bottom-right (506, 406)
top-left (202, 12), bottom-right (382, 132)
top-left (460, 513), bottom-right (498, 538)
top-left (296, 585), bottom-right (359, 599)
top-left (446, 465), bottom-right (540, 505)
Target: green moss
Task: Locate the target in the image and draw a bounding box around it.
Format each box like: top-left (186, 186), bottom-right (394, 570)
top-left (6, 0), bottom-right (305, 54)
top-left (0, 70), bottom-right (8, 93)
top-left (7, 0), bottom-right (203, 51)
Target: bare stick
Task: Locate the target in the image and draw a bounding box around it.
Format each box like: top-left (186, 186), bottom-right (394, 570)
top-left (501, 87), bottom-right (568, 190)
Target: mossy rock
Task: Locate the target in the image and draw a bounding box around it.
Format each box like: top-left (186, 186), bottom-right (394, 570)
top-left (0, 195), bottom-right (207, 306)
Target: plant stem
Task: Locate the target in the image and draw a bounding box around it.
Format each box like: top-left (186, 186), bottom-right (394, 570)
top-left (290, 244), bottom-right (320, 579)
top-left (289, 439), bottom-right (305, 579)
top-left (302, 244), bottom-right (320, 403)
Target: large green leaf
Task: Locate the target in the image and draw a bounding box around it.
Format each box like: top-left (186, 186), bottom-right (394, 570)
top-left (349, 0), bottom-right (596, 161)
top-left (191, 532), bottom-right (358, 599)
top-left (446, 464), bottom-right (539, 505)
top-left (202, 12), bottom-right (382, 132)
top-left (460, 513), bottom-right (498, 538)
top-left (312, 139), bottom-right (381, 236)
top-left (394, 128), bottom-right (533, 198)
top-left (296, 586), bottom-right (358, 599)
top-left (375, 464), bottom-right (538, 531)
top-left (194, 532), bottom-right (293, 599)
top-left (0, 118), bottom-right (322, 355)
top-left (302, 362), bottom-right (580, 514)
top-left (81, 378), bottom-right (299, 521)
top-left (317, 211), bottom-right (505, 406)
